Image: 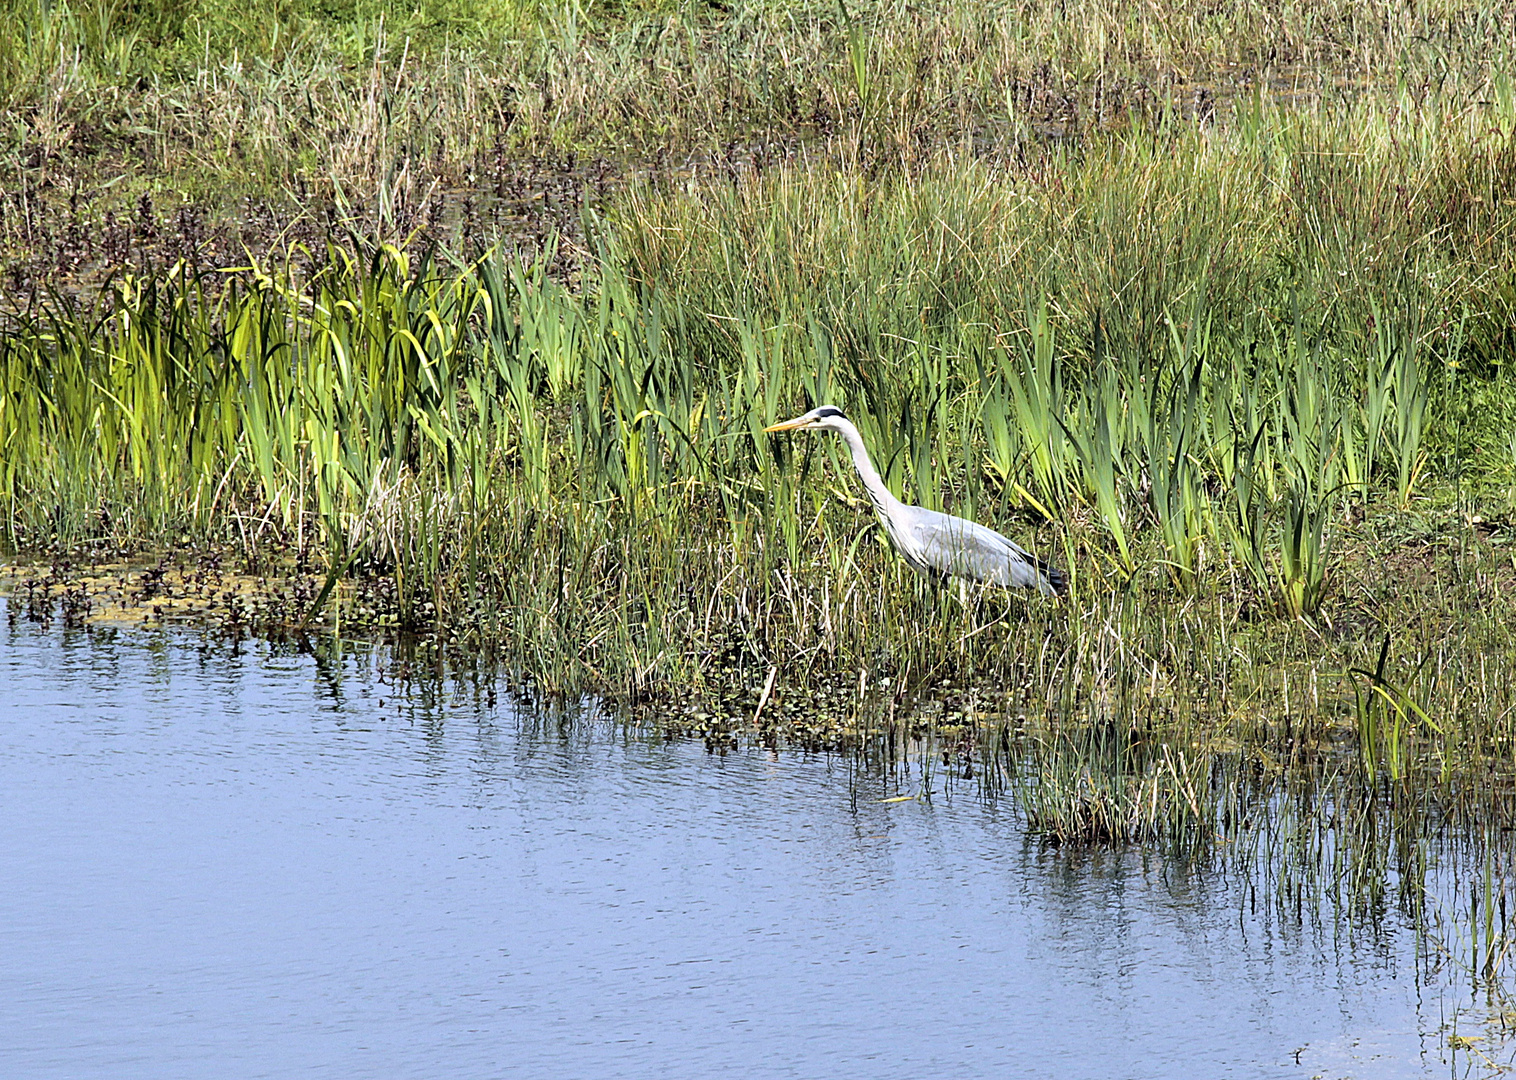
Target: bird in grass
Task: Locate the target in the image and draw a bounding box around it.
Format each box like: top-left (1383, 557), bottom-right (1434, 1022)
top-left (764, 406), bottom-right (1068, 597)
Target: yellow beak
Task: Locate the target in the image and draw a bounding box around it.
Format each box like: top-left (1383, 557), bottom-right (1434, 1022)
top-left (763, 417), bottom-right (810, 432)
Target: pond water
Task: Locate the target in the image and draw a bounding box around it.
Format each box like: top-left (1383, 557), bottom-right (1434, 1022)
top-left (0, 605), bottom-right (1498, 1079)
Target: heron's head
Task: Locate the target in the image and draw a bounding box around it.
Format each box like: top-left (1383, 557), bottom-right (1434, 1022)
top-left (763, 406), bottom-right (849, 435)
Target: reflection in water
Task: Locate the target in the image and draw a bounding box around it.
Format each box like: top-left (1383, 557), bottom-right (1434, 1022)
top-left (0, 607), bottom-right (1498, 1079)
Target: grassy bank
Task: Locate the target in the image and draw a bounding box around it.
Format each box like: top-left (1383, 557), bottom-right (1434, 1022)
top-left (4, 0), bottom-right (1515, 293)
top-left (6, 92), bottom-right (1516, 756)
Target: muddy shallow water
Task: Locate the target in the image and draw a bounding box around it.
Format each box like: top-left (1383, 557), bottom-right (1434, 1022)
top-left (0, 603), bottom-right (1500, 1079)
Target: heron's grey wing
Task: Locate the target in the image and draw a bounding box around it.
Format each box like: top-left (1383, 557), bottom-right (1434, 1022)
top-left (904, 507), bottom-right (1061, 593)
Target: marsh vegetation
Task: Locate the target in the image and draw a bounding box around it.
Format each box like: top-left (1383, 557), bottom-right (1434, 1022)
top-left (4, 2), bottom-right (1516, 1027)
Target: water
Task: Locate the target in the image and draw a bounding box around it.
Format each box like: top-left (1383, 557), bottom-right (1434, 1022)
top-left (0, 608), bottom-right (1498, 1079)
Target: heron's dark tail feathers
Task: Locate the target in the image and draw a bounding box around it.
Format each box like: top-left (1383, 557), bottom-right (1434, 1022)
top-left (1027, 553), bottom-right (1070, 597)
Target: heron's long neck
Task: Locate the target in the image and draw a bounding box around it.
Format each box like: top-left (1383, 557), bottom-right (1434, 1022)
top-left (835, 420), bottom-right (905, 519)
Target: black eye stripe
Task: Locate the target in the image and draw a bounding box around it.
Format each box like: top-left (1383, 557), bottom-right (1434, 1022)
top-left (813, 407), bottom-right (845, 419)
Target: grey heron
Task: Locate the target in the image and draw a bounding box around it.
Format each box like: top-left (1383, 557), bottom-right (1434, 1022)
top-left (764, 406), bottom-right (1068, 597)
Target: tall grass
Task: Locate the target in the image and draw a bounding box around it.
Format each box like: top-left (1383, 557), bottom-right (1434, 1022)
top-left (4, 78), bottom-right (1513, 648)
top-left (4, 0), bottom-right (1515, 262)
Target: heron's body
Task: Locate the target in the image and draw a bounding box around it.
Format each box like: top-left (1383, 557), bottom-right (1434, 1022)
top-left (765, 406), bottom-right (1067, 597)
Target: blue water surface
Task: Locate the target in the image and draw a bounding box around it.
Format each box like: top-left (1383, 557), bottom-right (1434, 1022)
top-left (0, 606), bottom-right (1489, 1079)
